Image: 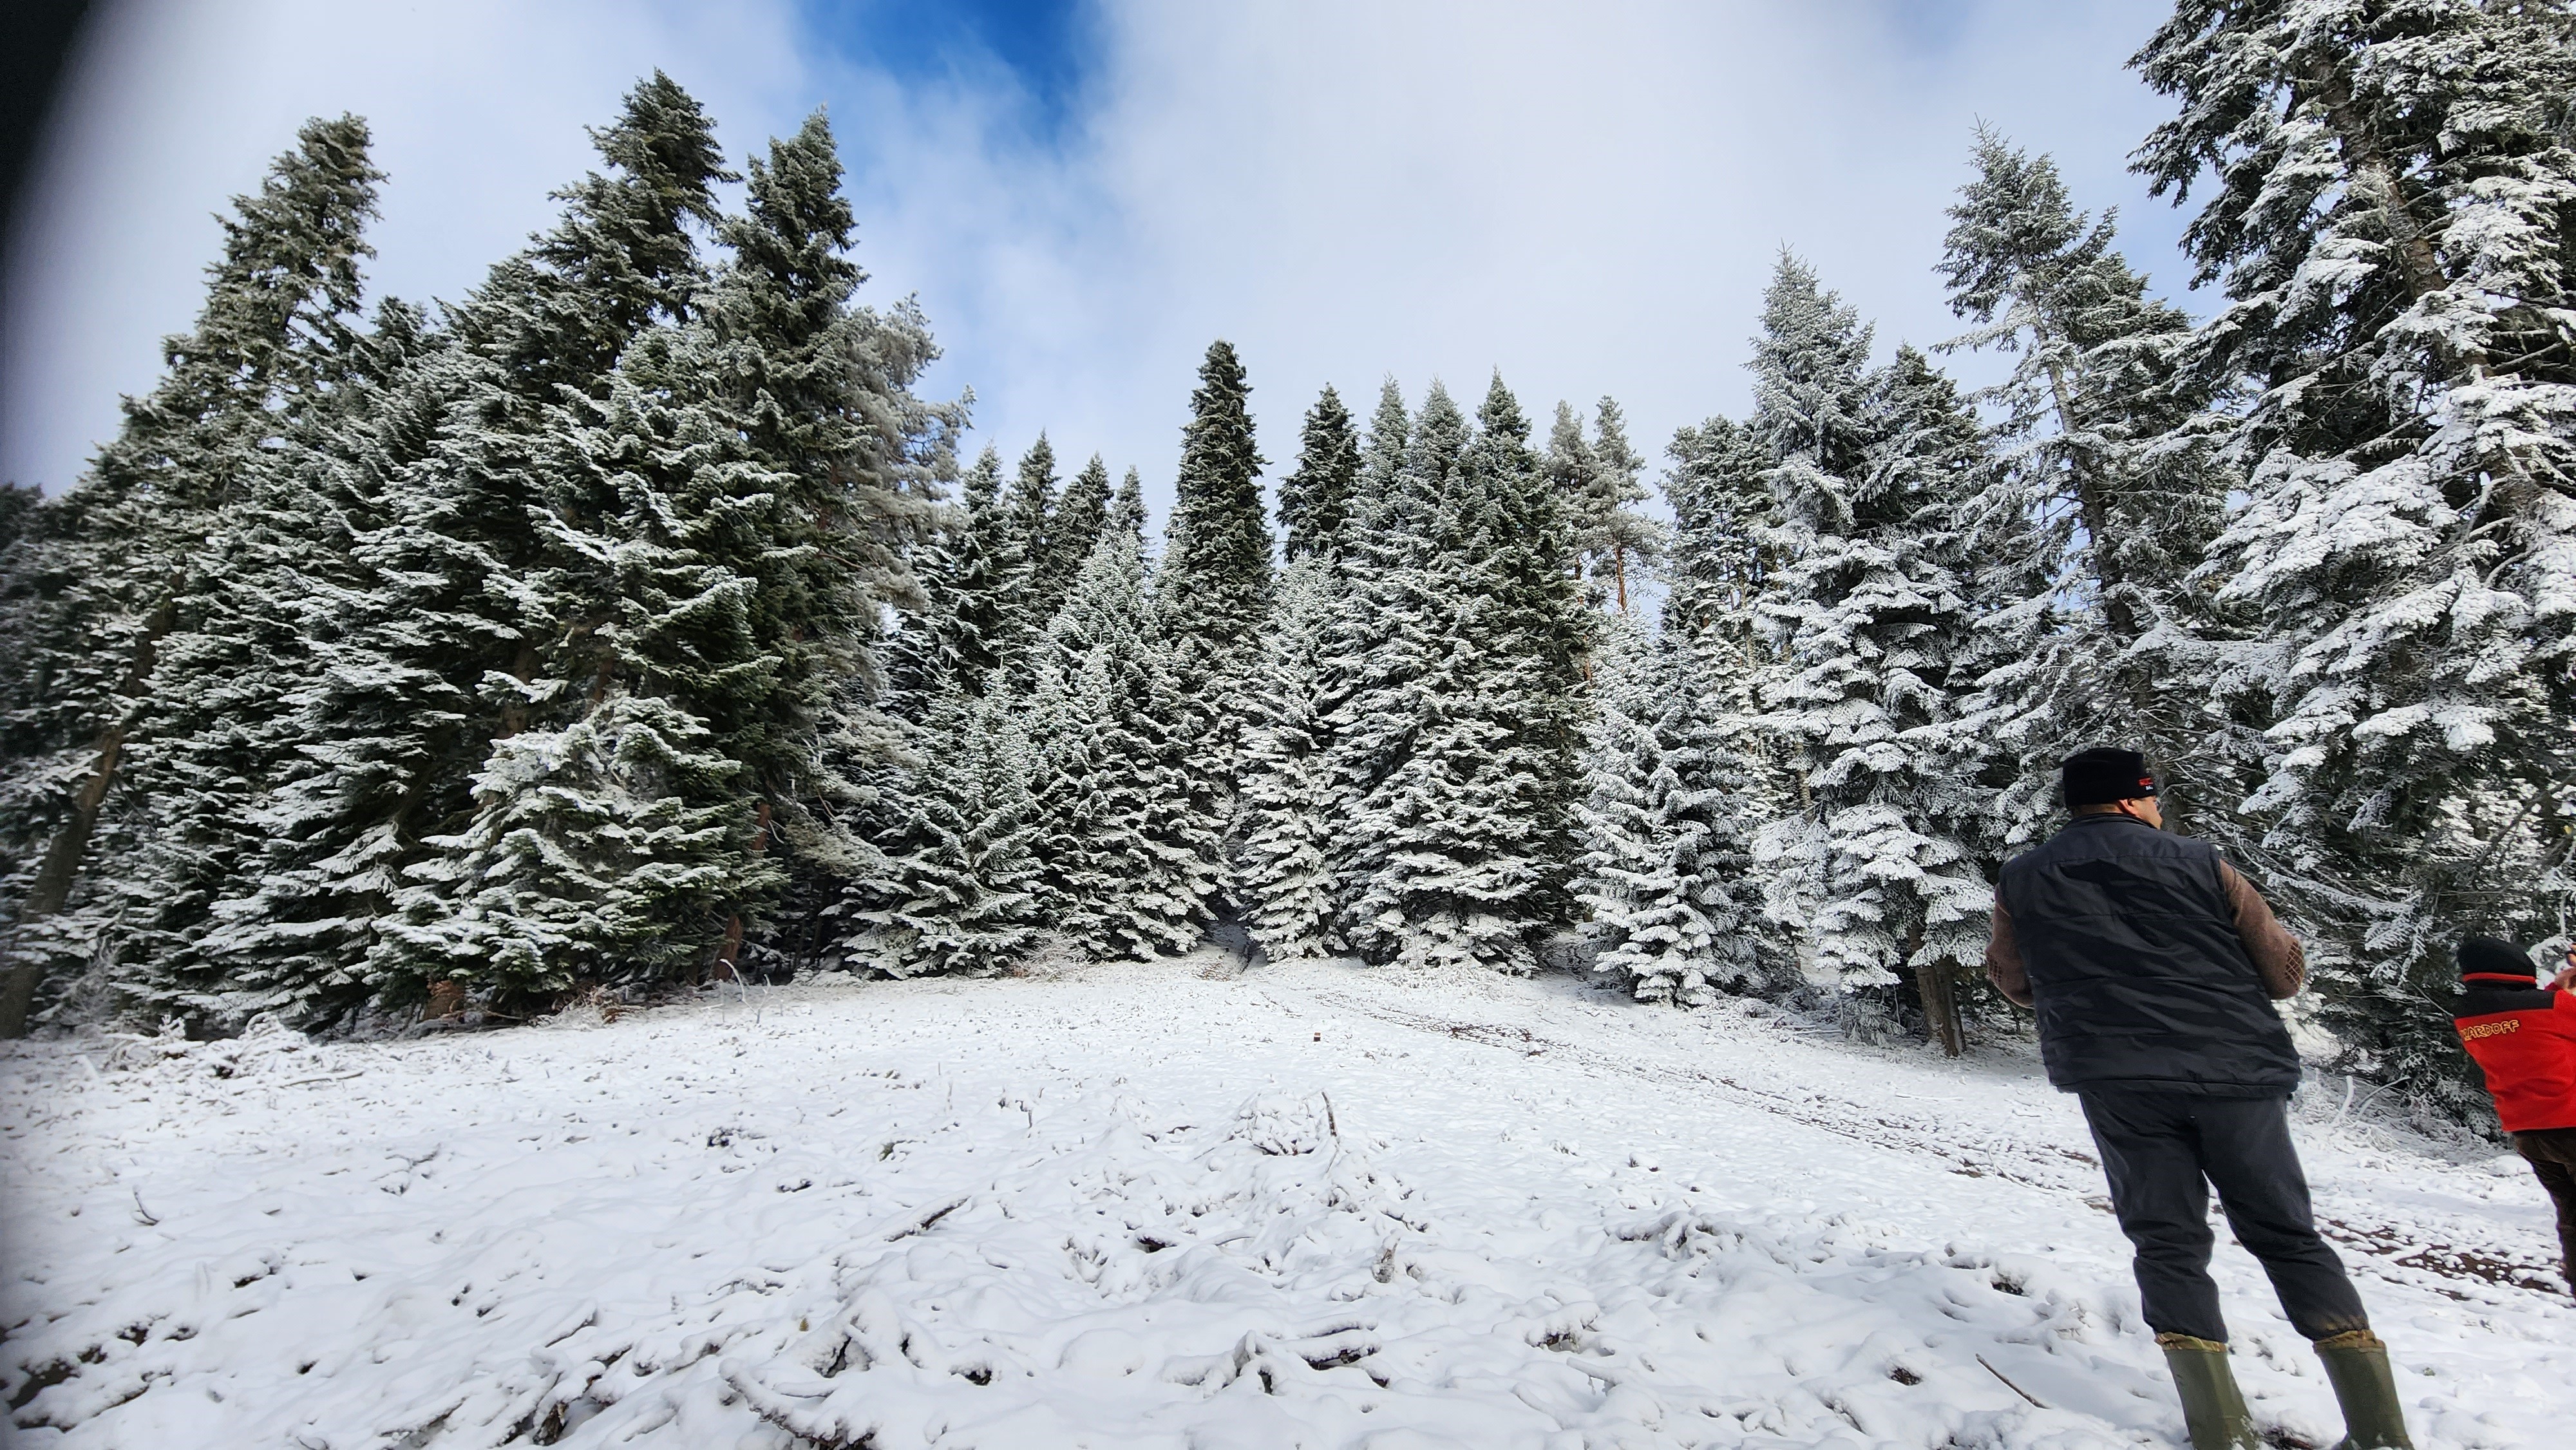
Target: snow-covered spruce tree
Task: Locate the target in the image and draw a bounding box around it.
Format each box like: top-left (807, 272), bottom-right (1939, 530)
top-left (1052, 455), bottom-right (1113, 588)
top-left (1935, 126), bottom-right (2244, 847)
top-left (2133, 1), bottom-right (2576, 1109)
top-left (1159, 340), bottom-right (1273, 684)
top-left (1473, 375), bottom-right (1592, 911)
top-left (1316, 379), bottom-right (1419, 905)
top-left (1329, 379), bottom-right (1577, 972)
top-left (469, 107), bottom-right (952, 989)
top-left (1234, 558), bottom-right (1343, 960)
top-left (1111, 466), bottom-right (1147, 539)
top-left (117, 302), bottom-right (448, 1026)
top-left (843, 688), bottom-right (1042, 977)
top-left (660, 110), bottom-right (952, 979)
top-left (0, 115), bottom-right (384, 1036)
top-left (1006, 435), bottom-right (1068, 628)
top-left (1549, 398), bottom-right (1668, 617)
top-left (1573, 621), bottom-right (1767, 1004)
top-left (1280, 384), bottom-right (1360, 562)
top-left (1657, 412), bottom-right (1797, 988)
top-left (957, 444), bottom-right (1044, 684)
top-left (1154, 339), bottom-right (1271, 927)
top-left (374, 691), bottom-right (763, 1002)
top-left (919, 444), bottom-right (1024, 702)
top-left (1022, 527), bottom-right (1222, 960)
top-left (352, 75), bottom-right (738, 1013)
top-left (1746, 258), bottom-right (1994, 1031)
top-left (1661, 414), bottom-right (1779, 710)
top-left (1324, 381), bottom-right (1446, 963)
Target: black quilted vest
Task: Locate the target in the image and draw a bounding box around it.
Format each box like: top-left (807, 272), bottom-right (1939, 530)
top-left (1998, 814), bottom-right (2301, 1095)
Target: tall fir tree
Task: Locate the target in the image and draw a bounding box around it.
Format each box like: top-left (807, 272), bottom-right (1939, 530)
top-left (2132, 0), bottom-right (2576, 1109)
top-left (1051, 455), bottom-right (1114, 594)
top-left (1160, 341), bottom-right (1273, 666)
top-left (1549, 399), bottom-right (1667, 617)
top-left (1023, 529), bottom-right (1221, 959)
top-left (842, 688), bottom-right (1042, 977)
top-left (1746, 259), bottom-right (1993, 1027)
top-left (0, 115), bottom-right (385, 1035)
top-left (352, 75), bottom-right (737, 1013)
top-left (1007, 435), bottom-right (1070, 628)
top-left (1936, 127), bottom-right (2241, 845)
top-left (1573, 623), bottom-right (1767, 1003)
top-left (1235, 558), bottom-right (1343, 959)
top-left (1329, 379), bottom-right (1575, 972)
top-left (1280, 384), bottom-right (1359, 562)
top-left (560, 109), bottom-right (952, 982)
top-left (1155, 340), bottom-right (1271, 929)
top-left (1661, 415), bottom-right (1778, 708)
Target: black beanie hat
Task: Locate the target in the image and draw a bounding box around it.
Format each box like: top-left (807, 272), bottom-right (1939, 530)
top-left (2061, 748), bottom-right (2159, 808)
top-left (2458, 935), bottom-right (2537, 981)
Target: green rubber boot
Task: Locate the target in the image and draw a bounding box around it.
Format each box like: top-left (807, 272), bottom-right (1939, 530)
top-left (2315, 1330), bottom-right (2414, 1450)
top-left (2157, 1333), bottom-right (2264, 1450)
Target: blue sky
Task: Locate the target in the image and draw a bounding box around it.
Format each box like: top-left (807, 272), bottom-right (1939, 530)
top-left (4, 1), bottom-right (2195, 515)
top-left (812, 0), bottom-right (1095, 140)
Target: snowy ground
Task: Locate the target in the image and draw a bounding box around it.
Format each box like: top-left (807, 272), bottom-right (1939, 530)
top-left (3, 957), bottom-right (2569, 1449)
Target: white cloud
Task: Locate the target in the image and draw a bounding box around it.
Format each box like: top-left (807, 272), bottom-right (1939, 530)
top-left (1, 0), bottom-right (811, 493)
top-left (6, 0), bottom-right (2194, 518)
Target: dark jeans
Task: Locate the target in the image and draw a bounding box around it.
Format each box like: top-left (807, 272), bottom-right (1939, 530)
top-left (2078, 1089), bottom-right (2370, 1342)
top-left (2511, 1126), bottom-right (2576, 1290)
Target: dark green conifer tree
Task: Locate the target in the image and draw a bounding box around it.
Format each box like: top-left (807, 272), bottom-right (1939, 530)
top-left (1160, 340), bottom-right (1272, 666)
top-left (1280, 384), bottom-right (1359, 562)
top-left (2132, 0), bottom-right (2576, 1110)
top-left (0, 115), bottom-right (384, 1035)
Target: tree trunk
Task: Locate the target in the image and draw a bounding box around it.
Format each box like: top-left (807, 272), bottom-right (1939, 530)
top-left (1, 587), bottom-right (180, 1039)
top-left (2305, 59), bottom-right (2454, 325)
top-left (1917, 959), bottom-right (1964, 1057)
top-left (709, 800), bottom-right (773, 984)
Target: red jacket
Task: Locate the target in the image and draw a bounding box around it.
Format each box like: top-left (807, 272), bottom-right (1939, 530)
top-left (2454, 975), bottom-right (2576, 1133)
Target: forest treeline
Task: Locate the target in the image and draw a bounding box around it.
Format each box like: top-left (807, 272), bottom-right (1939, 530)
top-left (2, 5), bottom-right (2571, 1116)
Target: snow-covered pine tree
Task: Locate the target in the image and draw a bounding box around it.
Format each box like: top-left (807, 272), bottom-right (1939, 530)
top-left (1573, 621), bottom-right (1766, 1004)
top-left (374, 691), bottom-right (763, 1005)
top-left (2133, 1), bottom-right (2576, 1109)
top-left (1549, 399), bottom-right (1667, 617)
top-left (1325, 380), bottom-right (1445, 963)
top-left (1316, 380), bottom-right (1419, 906)
top-left (1159, 340), bottom-right (1273, 670)
top-left (1052, 455), bottom-right (1113, 588)
top-left (1007, 435), bottom-right (1069, 625)
top-left (1472, 374), bottom-right (1590, 921)
top-left (351, 75), bottom-right (735, 1013)
top-left (1234, 558), bottom-right (1342, 960)
top-left (1022, 528), bottom-right (1222, 961)
top-left (1329, 379), bottom-right (1572, 972)
top-left (1660, 413), bottom-right (1777, 708)
top-left (1110, 467), bottom-right (1147, 541)
top-left (1280, 384), bottom-right (1359, 562)
top-left (1746, 258), bottom-right (1993, 1030)
top-left (628, 109), bottom-right (952, 979)
top-left (842, 687), bottom-right (1042, 977)
top-left (958, 444), bottom-right (1045, 683)
top-left (1152, 339), bottom-right (1271, 928)
top-left (118, 301), bottom-right (446, 1026)
top-left (0, 115), bottom-right (384, 1036)
top-left (1935, 126), bottom-right (2241, 846)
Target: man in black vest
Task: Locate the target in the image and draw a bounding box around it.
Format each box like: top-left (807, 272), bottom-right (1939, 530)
top-left (1985, 748), bottom-right (2411, 1450)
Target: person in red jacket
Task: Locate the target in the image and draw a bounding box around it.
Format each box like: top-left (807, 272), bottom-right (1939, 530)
top-left (2452, 934), bottom-right (2576, 1290)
